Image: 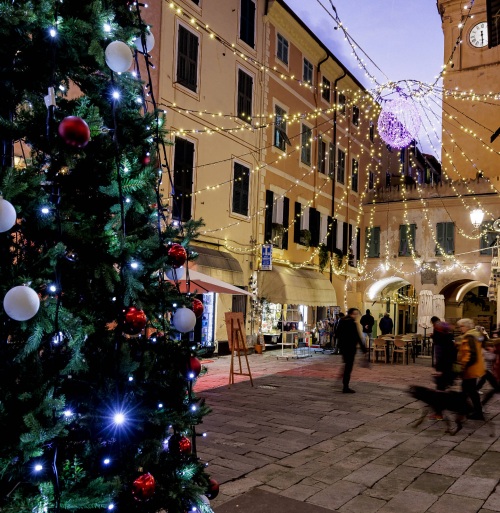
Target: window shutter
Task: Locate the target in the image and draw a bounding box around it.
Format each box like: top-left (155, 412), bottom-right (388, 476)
top-left (327, 216), bottom-right (334, 252)
top-left (436, 222), bottom-right (445, 255)
top-left (309, 208), bottom-right (320, 247)
top-left (373, 227), bottom-right (380, 257)
top-left (399, 225), bottom-right (407, 256)
top-left (264, 190), bottom-right (273, 243)
top-left (356, 228), bottom-right (361, 262)
top-left (446, 222), bottom-right (454, 254)
top-left (342, 222), bottom-right (348, 255)
top-left (294, 202), bottom-right (301, 243)
top-left (237, 69), bottom-right (253, 121)
top-left (282, 197), bottom-right (289, 250)
top-left (173, 137), bottom-right (194, 222)
top-left (177, 26), bottom-right (198, 92)
top-left (240, 0), bottom-right (255, 48)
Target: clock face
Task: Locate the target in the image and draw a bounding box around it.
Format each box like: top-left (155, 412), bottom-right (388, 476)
top-left (469, 22), bottom-right (488, 48)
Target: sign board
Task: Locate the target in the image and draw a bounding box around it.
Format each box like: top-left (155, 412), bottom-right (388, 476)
top-left (261, 244), bottom-right (273, 270)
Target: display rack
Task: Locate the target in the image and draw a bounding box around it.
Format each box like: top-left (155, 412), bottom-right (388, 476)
top-left (276, 331), bottom-right (312, 360)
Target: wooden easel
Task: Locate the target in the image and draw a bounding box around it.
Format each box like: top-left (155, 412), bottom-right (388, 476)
top-left (225, 312), bottom-right (253, 387)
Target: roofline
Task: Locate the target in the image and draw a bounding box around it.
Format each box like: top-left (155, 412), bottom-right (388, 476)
top-left (266, 0), bottom-right (366, 91)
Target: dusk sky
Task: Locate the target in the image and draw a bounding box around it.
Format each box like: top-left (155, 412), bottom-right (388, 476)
top-left (283, 0), bottom-right (444, 90)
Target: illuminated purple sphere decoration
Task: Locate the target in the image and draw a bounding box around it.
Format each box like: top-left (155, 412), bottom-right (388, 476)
top-left (377, 97), bottom-right (421, 150)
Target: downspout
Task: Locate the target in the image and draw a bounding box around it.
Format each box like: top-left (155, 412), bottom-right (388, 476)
top-left (329, 69), bottom-right (347, 283)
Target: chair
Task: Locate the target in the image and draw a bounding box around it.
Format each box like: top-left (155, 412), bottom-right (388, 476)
top-left (372, 338), bottom-right (388, 363)
top-left (392, 338), bottom-right (409, 364)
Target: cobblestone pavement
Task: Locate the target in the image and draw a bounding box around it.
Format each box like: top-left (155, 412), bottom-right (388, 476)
top-left (194, 350), bottom-right (500, 513)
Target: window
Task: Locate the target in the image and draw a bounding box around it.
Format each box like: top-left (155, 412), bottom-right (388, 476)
top-left (172, 137), bottom-right (194, 222)
top-left (436, 222), bottom-right (454, 255)
top-left (352, 105), bottom-right (360, 126)
top-left (239, 0), bottom-right (255, 48)
top-left (264, 191), bottom-right (289, 249)
top-left (365, 227), bottom-right (380, 258)
top-left (237, 69), bottom-right (253, 122)
top-left (232, 162), bottom-right (250, 216)
top-left (351, 158), bottom-right (358, 192)
top-left (328, 142), bottom-right (335, 177)
top-left (277, 33), bottom-right (289, 65)
top-left (321, 77), bottom-right (330, 103)
top-left (191, 0), bottom-right (199, 4)
top-left (368, 171), bottom-right (374, 190)
top-left (480, 221), bottom-right (497, 255)
top-left (399, 224), bottom-right (416, 256)
top-left (369, 122), bottom-right (374, 142)
top-left (177, 25), bottom-right (199, 92)
top-left (338, 93), bottom-right (346, 115)
top-left (317, 136), bottom-right (327, 173)
top-left (274, 105), bottom-right (287, 151)
top-left (301, 124), bottom-right (312, 165)
top-left (303, 58), bottom-right (313, 84)
top-left (337, 148), bottom-right (345, 183)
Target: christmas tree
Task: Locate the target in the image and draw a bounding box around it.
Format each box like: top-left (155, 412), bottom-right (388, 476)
top-left (0, 2), bottom-right (216, 512)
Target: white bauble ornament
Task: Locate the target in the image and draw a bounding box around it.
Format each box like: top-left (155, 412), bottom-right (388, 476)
top-left (134, 31), bottom-right (155, 53)
top-left (166, 266), bottom-right (185, 281)
top-left (172, 307), bottom-right (196, 333)
top-left (105, 41), bottom-right (133, 73)
top-left (3, 285), bottom-right (40, 321)
top-left (0, 198), bottom-right (17, 232)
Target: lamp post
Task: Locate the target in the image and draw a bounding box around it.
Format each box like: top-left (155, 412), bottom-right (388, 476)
top-left (470, 208), bottom-right (485, 229)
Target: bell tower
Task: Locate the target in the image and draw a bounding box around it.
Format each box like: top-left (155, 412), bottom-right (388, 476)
top-left (437, 0), bottom-right (500, 179)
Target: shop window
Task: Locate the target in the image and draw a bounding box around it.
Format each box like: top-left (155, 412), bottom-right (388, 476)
top-left (177, 25), bottom-right (199, 92)
top-left (274, 104), bottom-right (287, 151)
top-left (317, 136), bottom-right (327, 174)
top-left (239, 0), bottom-right (255, 48)
top-left (277, 33), bottom-right (288, 65)
top-left (366, 226), bottom-right (380, 258)
top-left (436, 222), bottom-right (454, 255)
top-left (172, 137), bottom-right (194, 222)
top-left (232, 162), bottom-right (249, 216)
top-left (301, 124), bottom-right (312, 166)
top-left (322, 76), bottom-right (330, 103)
top-left (303, 58), bottom-right (313, 84)
top-left (351, 158), bottom-right (358, 192)
top-left (399, 224), bottom-right (416, 256)
top-left (337, 148), bottom-right (345, 184)
top-left (237, 68), bottom-right (253, 122)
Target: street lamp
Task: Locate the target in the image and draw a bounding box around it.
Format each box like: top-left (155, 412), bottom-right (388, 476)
top-left (470, 208), bottom-right (484, 229)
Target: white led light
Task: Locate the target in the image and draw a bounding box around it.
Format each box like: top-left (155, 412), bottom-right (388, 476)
top-left (113, 413), bottom-right (125, 425)
top-left (112, 90), bottom-right (120, 100)
top-left (49, 28), bottom-right (57, 37)
top-left (103, 23), bottom-right (111, 32)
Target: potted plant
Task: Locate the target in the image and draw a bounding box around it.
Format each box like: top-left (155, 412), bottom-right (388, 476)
top-left (299, 228), bottom-right (312, 248)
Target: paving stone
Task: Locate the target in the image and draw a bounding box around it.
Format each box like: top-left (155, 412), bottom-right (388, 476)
top-left (278, 448), bottom-right (327, 468)
top-left (428, 493), bottom-right (485, 513)
top-left (483, 486), bottom-right (500, 511)
top-left (447, 476), bottom-right (498, 499)
top-left (245, 463), bottom-right (289, 483)
top-left (377, 489), bottom-right (438, 513)
top-left (280, 482), bottom-right (325, 501)
top-left (343, 462), bottom-right (394, 487)
top-left (454, 441), bottom-right (492, 457)
top-left (220, 477), bottom-right (263, 497)
top-left (339, 494), bottom-right (387, 513)
top-left (427, 454), bottom-right (475, 477)
top-left (466, 453), bottom-right (500, 479)
top-left (364, 478), bottom-right (409, 501)
top-left (307, 480), bottom-right (367, 510)
top-left (408, 472), bottom-right (455, 495)
top-left (386, 465), bottom-right (425, 483)
top-left (311, 465), bottom-right (351, 485)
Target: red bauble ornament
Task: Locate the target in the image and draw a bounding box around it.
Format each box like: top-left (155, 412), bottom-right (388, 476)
top-left (186, 355), bottom-right (202, 379)
top-left (191, 298), bottom-right (204, 318)
top-left (141, 154), bottom-right (151, 165)
top-left (167, 243), bottom-right (187, 269)
top-left (123, 306), bottom-right (147, 335)
top-left (206, 478), bottom-right (220, 500)
top-left (132, 472), bottom-right (156, 501)
top-left (58, 116), bottom-right (91, 148)
top-left (169, 434), bottom-right (192, 455)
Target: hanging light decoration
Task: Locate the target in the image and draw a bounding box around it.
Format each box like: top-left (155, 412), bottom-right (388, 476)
top-left (377, 96), bottom-right (421, 149)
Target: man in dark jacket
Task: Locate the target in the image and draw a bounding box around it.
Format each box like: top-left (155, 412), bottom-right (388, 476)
top-left (430, 316), bottom-right (456, 391)
top-left (336, 307), bottom-right (368, 393)
top-left (360, 309), bottom-right (375, 345)
top-left (379, 312), bottom-right (393, 335)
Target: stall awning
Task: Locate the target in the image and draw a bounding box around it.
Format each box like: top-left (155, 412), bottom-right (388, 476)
top-left (190, 245), bottom-right (244, 286)
top-left (258, 265), bottom-right (337, 306)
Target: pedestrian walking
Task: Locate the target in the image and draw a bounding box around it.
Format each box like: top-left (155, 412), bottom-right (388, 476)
top-left (360, 309), bottom-right (375, 345)
top-left (332, 312), bottom-right (344, 354)
top-left (379, 312), bottom-right (393, 335)
top-left (476, 339), bottom-right (499, 406)
top-left (336, 307), bottom-right (368, 393)
top-left (430, 316), bottom-right (456, 391)
top-left (456, 318), bottom-right (485, 420)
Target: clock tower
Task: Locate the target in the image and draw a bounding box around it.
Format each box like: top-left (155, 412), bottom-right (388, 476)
top-left (437, 0), bottom-right (500, 179)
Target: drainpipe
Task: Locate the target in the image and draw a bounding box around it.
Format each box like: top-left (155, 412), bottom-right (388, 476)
top-left (329, 69), bottom-right (346, 283)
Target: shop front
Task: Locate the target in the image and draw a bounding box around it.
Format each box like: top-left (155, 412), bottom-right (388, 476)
top-left (257, 265), bottom-right (337, 350)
